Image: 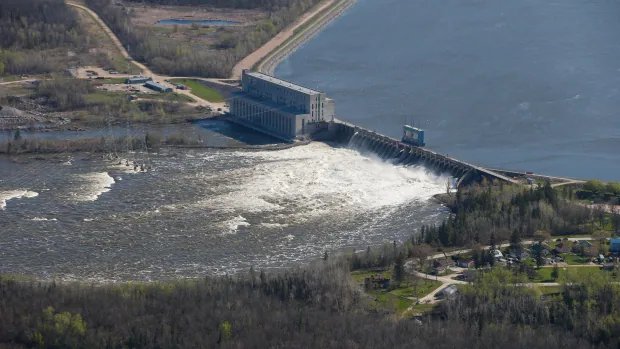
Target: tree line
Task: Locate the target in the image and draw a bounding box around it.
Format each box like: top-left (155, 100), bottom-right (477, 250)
top-left (84, 0), bottom-right (322, 77)
top-left (419, 182), bottom-right (610, 248)
top-left (0, 0), bottom-right (92, 76)
top-left (0, 263), bottom-right (606, 349)
top-left (124, 0), bottom-right (313, 10)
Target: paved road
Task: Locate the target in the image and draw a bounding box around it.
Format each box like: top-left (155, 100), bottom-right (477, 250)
top-left (0, 79), bottom-right (38, 86)
top-left (234, 0), bottom-right (340, 79)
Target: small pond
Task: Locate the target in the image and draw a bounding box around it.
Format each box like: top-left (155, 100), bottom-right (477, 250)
top-left (156, 19), bottom-right (239, 26)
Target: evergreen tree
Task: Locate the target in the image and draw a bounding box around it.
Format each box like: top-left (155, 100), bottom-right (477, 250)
top-left (392, 253), bottom-right (405, 286)
top-left (551, 264), bottom-right (559, 280)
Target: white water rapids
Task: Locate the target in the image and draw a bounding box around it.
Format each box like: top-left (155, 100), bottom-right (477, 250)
top-left (0, 143), bottom-right (450, 281)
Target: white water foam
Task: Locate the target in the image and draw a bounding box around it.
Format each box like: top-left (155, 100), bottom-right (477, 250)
top-left (69, 172), bottom-right (115, 202)
top-left (220, 215), bottom-right (251, 235)
top-left (205, 143), bottom-right (448, 217)
top-left (0, 190), bottom-right (39, 210)
top-left (166, 143), bottom-right (450, 230)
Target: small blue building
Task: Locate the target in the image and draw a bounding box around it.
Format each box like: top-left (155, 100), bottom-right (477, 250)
top-left (402, 125), bottom-right (425, 147)
top-left (126, 77), bottom-right (152, 84)
top-left (611, 238), bottom-right (620, 255)
top-left (144, 81), bottom-right (172, 93)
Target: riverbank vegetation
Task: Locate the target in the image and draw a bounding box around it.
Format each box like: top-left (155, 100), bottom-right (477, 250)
top-left (0, 77), bottom-right (206, 130)
top-left (578, 179), bottom-right (620, 205)
top-left (84, 0), bottom-right (323, 77)
top-left (421, 182), bottom-right (617, 249)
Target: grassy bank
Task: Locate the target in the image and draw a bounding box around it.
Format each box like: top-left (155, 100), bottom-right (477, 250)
top-left (170, 79), bottom-right (224, 103)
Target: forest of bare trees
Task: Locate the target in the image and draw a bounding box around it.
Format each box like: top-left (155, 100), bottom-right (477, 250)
top-left (85, 0), bottom-right (322, 77)
top-left (0, 261), bottom-right (616, 348)
top-left (0, 0), bottom-right (92, 76)
top-left (124, 0), bottom-right (317, 9)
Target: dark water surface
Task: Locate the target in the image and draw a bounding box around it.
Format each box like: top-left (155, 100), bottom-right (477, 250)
top-left (275, 0), bottom-right (620, 180)
top-left (0, 143), bottom-right (448, 281)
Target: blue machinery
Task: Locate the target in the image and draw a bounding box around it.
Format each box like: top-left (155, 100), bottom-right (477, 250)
top-left (402, 125), bottom-right (425, 147)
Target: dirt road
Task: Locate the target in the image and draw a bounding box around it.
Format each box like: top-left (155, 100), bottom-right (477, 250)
top-left (67, 2), bottom-right (228, 112)
top-left (64, 0), bottom-right (356, 111)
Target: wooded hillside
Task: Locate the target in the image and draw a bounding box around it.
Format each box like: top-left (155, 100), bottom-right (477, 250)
top-left (0, 0), bottom-right (91, 76)
top-left (85, 0), bottom-right (322, 77)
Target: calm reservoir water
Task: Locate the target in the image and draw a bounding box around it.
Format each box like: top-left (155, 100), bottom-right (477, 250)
top-left (275, 0), bottom-right (620, 181)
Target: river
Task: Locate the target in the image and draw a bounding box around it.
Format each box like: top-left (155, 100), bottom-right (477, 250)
top-left (0, 122), bottom-right (449, 281)
top-left (275, 0), bottom-right (620, 181)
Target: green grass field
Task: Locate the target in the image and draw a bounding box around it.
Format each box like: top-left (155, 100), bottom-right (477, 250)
top-left (561, 254), bottom-right (588, 265)
top-left (350, 269), bottom-right (442, 316)
top-left (390, 280), bottom-right (442, 299)
top-left (535, 266), bottom-right (611, 282)
top-left (170, 79), bottom-right (224, 103)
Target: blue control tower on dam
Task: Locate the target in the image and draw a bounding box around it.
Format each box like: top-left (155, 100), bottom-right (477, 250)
top-left (401, 125), bottom-right (425, 147)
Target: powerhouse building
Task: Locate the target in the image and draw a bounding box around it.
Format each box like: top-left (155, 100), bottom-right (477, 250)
top-left (229, 70), bottom-right (334, 140)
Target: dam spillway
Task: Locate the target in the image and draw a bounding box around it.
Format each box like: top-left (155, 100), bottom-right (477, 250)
top-left (312, 120), bottom-right (521, 188)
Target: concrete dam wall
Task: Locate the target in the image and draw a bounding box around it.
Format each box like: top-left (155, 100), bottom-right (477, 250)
top-left (311, 121), bottom-right (518, 187)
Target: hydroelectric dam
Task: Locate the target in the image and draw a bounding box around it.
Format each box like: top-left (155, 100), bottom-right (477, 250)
top-left (226, 71), bottom-right (580, 188)
top-left (310, 120), bottom-right (521, 188)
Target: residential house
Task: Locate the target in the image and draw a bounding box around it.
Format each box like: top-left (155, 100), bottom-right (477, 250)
top-left (576, 240), bottom-right (593, 248)
top-left (553, 243), bottom-right (572, 254)
top-left (509, 248), bottom-right (530, 260)
top-left (432, 259), bottom-right (454, 273)
top-left (531, 244), bottom-right (550, 257)
top-left (457, 259), bottom-right (475, 268)
top-left (611, 238), bottom-right (620, 255)
top-left (436, 285), bottom-right (458, 299)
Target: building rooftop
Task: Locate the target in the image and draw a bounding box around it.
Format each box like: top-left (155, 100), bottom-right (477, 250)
top-left (245, 71), bottom-right (321, 95)
top-left (145, 81), bottom-right (170, 90)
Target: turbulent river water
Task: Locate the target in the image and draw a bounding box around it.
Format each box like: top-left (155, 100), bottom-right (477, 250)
top-left (0, 142), bottom-right (449, 281)
top-left (276, 0), bottom-right (620, 181)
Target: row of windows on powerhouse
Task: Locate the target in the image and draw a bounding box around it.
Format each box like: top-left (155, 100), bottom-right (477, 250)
top-left (235, 109), bottom-right (294, 133)
top-left (234, 100), bottom-right (325, 118)
top-left (233, 100), bottom-right (326, 118)
top-left (252, 91), bottom-right (325, 111)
